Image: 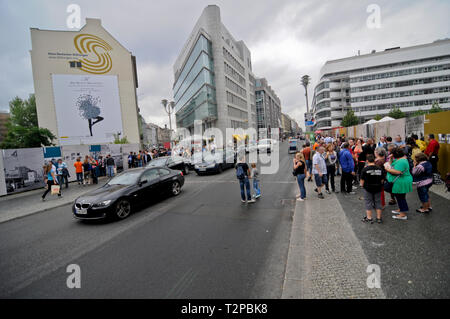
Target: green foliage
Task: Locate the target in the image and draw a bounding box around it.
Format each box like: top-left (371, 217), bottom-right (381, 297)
top-left (341, 109), bottom-right (359, 127)
top-left (113, 133), bottom-right (129, 144)
top-left (428, 101), bottom-right (443, 114)
top-left (388, 106), bottom-right (406, 119)
top-left (1, 94), bottom-right (55, 149)
top-left (413, 109), bottom-right (427, 116)
top-left (373, 114), bottom-right (382, 121)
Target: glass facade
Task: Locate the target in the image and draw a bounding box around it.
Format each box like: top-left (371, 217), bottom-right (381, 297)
top-left (173, 35), bottom-right (217, 128)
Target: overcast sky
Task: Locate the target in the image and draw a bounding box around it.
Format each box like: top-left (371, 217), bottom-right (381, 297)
top-left (1, 0), bottom-right (449, 129)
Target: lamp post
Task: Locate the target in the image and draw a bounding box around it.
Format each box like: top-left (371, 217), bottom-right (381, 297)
top-left (162, 99), bottom-right (175, 148)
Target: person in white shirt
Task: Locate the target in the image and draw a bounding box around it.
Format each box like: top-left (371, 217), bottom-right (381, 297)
top-left (312, 146), bottom-right (327, 199)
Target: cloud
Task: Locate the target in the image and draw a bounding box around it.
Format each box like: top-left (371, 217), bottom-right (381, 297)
top-left (0, 0), bottom-right (449, 133)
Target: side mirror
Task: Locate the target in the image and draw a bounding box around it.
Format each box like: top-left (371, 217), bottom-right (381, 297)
top-left (139, 179), bottom-right (148, 186)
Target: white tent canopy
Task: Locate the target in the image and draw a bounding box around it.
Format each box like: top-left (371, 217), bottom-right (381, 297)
top-left (378, 116), bottom-right (395, 122)
top-left (364, 119), bottom-right (378, 125)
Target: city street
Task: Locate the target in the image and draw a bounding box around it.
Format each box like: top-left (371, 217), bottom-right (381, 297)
top-left (0, 142), bottom-right (449, 298)
top-left (0, 143), bottom-right (296, 298)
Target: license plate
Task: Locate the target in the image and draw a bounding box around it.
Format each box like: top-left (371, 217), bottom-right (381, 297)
top-left (199, 168), bottom-right (206, 171)
top-left (77, 208), bottom-right (88, 215)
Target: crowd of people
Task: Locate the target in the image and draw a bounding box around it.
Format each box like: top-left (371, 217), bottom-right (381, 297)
top-left (293, 133), bottom-right (442, 223)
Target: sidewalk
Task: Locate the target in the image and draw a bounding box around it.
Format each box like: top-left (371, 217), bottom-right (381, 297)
top-left (282, 177), bottom-right (385, 299)
top-left (0, 178), bottom-right (107, 224)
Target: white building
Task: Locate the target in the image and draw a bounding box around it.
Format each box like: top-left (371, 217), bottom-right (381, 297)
top-left (172, 5), bottom-right (257, 137)
top-left (255, 78), bottom-right (282, 138)
top-left (312, 39), bottom-right (450, 129)
top-left (30, 18), bottom-right (141, 145)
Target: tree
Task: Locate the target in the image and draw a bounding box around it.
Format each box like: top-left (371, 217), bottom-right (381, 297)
top-left (113, 133), bottom-right (129, 144)
top-left (413, 109), bottom-right (427, 116)
top-left (428, 101), bottom-right (443, 114)
top-left (341, 109), bottom-right (359, 127)
top-left (301, 75), bottom-right (311, 113)
top-left (1, 94), bottom-right (55, 149)
top-left (388, 106), bottom-right (405, 119)
top-left (373, 114), bottom-right (382, 121)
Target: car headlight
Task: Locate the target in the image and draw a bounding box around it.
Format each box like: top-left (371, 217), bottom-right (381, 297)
top-left (206, 162), bottom-right (216, 168)
top-left (92, 200), bottom-right (112, 208)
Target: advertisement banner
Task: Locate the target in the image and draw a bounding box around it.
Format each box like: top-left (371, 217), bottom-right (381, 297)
top-left (2, 148), bottom-right (45, 194)
top-left (405, 115), bottom-right (425, 139)
top-left (52, 74), bottom-right (123, 145)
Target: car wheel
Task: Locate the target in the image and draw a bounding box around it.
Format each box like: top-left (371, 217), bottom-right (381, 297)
top-left (171, 181), bottom-right (181, 196)
top-left (217, 165), bottom-right (223, 173)
top-left (115, 199), bottom-right (131, 220)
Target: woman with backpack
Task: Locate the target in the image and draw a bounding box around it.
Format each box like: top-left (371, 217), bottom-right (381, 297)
top-left (384, 148), bottom-right (413, 220)
top-left (235, 157), bottom-right (254, 204)
top-left (412, 152), bottom-right (433, 213)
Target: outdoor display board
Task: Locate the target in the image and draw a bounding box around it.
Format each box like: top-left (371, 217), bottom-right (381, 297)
top-left (52, 74), bottom-right (123, 145)
top-left (405, 115), bottom-right (425, 139)
top-left (2, 148), bottom-right (45, 194)
top-left (60, 145), bottom-right (90, 182)
top-left (0, 153), bottom-right (6, 196)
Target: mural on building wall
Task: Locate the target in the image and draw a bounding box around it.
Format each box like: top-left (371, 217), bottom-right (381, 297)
top-left (2, 148), bottom-right (45, 194)
top-left (73, 34), bottom-right (113, 74)
top-left (52, 74), bottom-right (123, 145)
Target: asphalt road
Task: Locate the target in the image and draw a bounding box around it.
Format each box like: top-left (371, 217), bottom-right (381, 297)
top-left (0, 142), bottom-right (297, 298)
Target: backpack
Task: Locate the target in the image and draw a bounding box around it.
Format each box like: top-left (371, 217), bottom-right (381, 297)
top-left (236, 165), bottom-right (245, 180)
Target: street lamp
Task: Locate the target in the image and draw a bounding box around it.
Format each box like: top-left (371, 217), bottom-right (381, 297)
top-left (162, 99), bottom-right (175, 148)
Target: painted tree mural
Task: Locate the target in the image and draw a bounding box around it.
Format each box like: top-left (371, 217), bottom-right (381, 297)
top-left (76, 94), bottom-right (104, 136)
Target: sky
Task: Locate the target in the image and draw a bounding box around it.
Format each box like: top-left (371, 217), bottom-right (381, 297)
top-left (1, 0), bottom-right (449, 130)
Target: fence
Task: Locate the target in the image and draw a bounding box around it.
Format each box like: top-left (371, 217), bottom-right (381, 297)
top-left (318, 111), bottom-right (450, 179)
top-left (0, 143), bottom-right (140, 196)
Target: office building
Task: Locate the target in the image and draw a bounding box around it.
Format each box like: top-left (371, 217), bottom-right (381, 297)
top-left (172, 5), bottom-right (257, 137)
top-left (312, 39), bottom-right (450, 129)
top-left (255, 78), bottom-right (281, 138)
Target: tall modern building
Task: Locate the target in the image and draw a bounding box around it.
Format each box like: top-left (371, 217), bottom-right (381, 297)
top-left (255, 78), bottom-right (281, 138)
top-left (172, 5), bottom-right (257, 137)
top-left (312, 39), bottom-right (450, 129)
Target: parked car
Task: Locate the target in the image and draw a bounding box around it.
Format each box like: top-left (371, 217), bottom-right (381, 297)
top-left (257, 139), bottom-right (273, 153)
top-left (147, 156), bottom-right (190, 175)
top-left (194, 150), bottom-right (236, 175)
top-left (72, 167), bottom-right (184, 221)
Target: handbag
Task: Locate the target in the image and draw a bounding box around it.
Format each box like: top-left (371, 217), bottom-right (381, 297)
top-left (51, 184), bottom-right (60, 195)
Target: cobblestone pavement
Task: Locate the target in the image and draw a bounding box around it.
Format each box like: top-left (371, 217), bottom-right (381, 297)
top-left (282, 178), bottom-right (385, 299)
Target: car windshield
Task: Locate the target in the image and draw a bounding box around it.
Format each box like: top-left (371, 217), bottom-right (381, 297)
top-left (259, 139), bottom-right (271, 145)
top-left (148, 158), bottom-right (168, 167)
top-left (107, 171), bottom-right (141, 186)
top-left (203, 152), bottom-right (222, 162)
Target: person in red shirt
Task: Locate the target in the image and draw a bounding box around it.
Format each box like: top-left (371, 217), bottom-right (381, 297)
top-left (302, 142), bottom-right (313, 181)
top-left (425, 134), bottom-right (440, 173)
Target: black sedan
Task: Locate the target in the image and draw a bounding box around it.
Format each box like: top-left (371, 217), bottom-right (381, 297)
top-left (72, 167), bottom-right (184, 221)
top-left (194, 150), bottom-right (236, 175)
top-left (147, 156), bottom-right (190, 175)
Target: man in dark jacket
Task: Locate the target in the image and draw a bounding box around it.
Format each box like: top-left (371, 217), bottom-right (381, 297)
top-left (339, 143), bottom-right (356, 194)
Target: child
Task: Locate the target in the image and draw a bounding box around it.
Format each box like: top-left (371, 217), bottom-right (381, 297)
top-left (412, 152), bottom-right (433, 213)
top-left (250, 163), bottom-right (261, 199)
top-left (360, 154), bottom-right (384, 224)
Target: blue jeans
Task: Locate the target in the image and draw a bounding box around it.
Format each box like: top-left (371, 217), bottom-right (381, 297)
top-left (306, 160), bottom-right (312, 174)
top-left (253, 179), bottom-right (261, 197)
top-left (107, 165), bottom-right (115, 177)
top-left (297, 174), bottom-right (306, 199)
top-left (239, 177), bottom-right (251, 201)
top-left (76, 172), bottom-right (83, 184)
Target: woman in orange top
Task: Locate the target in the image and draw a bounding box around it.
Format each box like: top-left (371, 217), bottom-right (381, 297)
top-left (74, 157), bottom-right (83, 185)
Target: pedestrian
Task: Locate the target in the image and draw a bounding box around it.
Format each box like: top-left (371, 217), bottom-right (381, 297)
top-left (424, 134), bottom-right (440, 174)
top-left (312, 146), bottom-right (327, 199)
top-left (235, 156), bottom-right (254, 203)
top-left (98, 156), bottom-right (105, 176)
top-left (56, 158), bottom-right (69, 189)
top-left (106, 154), bottom-right (115, 177)
top-left (128, 152), bottom-right (133, 169)
top-left (406, 137), bottom-right (421, 163)
top-left (42, 162), bottom-right (60, 201)
top-left (90, 157), bottom-right (99, 184)
top-left (74, 157), bottom-right (83, 185)
top-left (354, 139), bottom-right (364, 181)
top-left (250, 163), bottom-right (261, 199)
top-left (374, 147), bottom-right (387, 209)
top-left (339, 142), bottom-right (356, 194)
top-left (302, 142), bottom-right (312, 181)
top-left (360, 154), bottom-right (384, 224)
top-left (386, 144), bottom-right (397, 205)
top-left (293, 152), bottom-right (307, 201)
top-left (394, 135), bottom-right (406, 148)
top-left (384, 148), bottom-right (413, 221)
top-left (323, 144), bottom-right (338, 194)
top-left (412, 152), bottom-right (433, 213)
top-left (82, 156), bottom-right (91, 185)
top-left (377, 136), bottom-right (387, 150)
